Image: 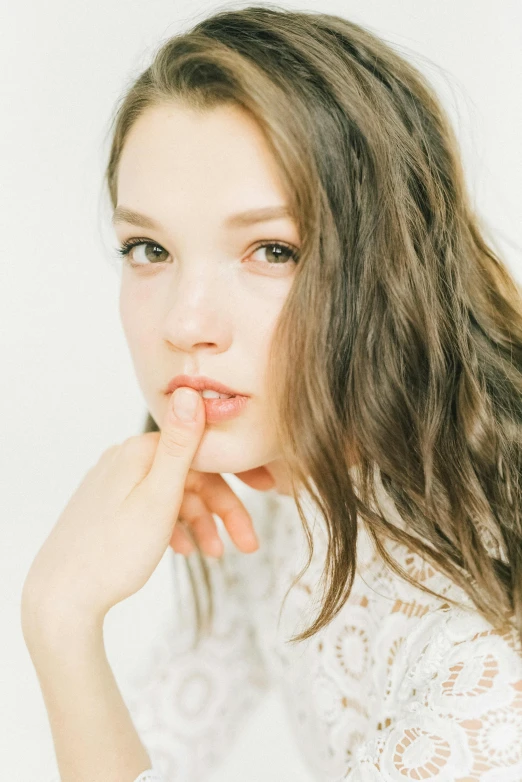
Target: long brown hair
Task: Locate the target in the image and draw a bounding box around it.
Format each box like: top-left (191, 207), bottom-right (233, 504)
top-left (103, 4), bottom-right (522, 649)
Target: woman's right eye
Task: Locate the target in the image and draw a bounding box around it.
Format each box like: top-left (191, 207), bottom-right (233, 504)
top-left (115, 239), bottom-right (170, 267)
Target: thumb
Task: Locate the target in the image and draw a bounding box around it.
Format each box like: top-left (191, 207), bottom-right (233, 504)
top-left (141, 387), bottom-right (205, 505)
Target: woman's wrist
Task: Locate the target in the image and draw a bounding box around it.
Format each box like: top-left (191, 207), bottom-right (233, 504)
top-left (22, 598), bottom-right (151, 782)
top-left (21, 585), bottom-right (106, 664)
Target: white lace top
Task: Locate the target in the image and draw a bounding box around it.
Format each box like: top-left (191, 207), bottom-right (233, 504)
top-left (127, 472), bottom-right (522, 782)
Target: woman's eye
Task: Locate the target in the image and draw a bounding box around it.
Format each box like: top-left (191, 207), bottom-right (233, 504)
top-left (116, 240), bottom-right (169, 266)
top-left (250, 242), bottom-right (299, 266)
top-left (115, 239), bottom-right (299, 269)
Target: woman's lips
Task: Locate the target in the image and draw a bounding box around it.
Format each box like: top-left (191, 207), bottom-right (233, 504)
top-left (165, 374), bottom-right (246, 397)
top-left (168, 391), bottom-right (249, 423)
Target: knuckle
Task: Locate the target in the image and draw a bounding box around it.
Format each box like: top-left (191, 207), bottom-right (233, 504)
top-left (98, 444), bottom-right (120, 465)
top-left (116, 438), bottom-right (135, 455)
top-left (160, 428), bottom-right (193, 454)
top-left (103, 444), bottom-right (120, 457)
top-left (119, 435), bottom-right (153, 459)
top-left (121, 434), bottom-right (144, 449)
top-left (186, 469), bottom-right (205, 494)
top-left (116, 436), bottom-right (154, 469)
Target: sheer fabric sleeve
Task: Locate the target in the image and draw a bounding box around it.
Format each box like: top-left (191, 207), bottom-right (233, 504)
top-left (348, 606), bottom-right (522, 782)
top-left (125, 482), bottom-right (275, 782)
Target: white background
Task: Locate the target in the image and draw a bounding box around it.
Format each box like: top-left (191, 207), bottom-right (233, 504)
top-left (1, 0), bottom-right (521, 780)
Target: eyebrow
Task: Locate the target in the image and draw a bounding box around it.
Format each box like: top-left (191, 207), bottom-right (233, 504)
top-left (111, 205), bottom-right (294, 230)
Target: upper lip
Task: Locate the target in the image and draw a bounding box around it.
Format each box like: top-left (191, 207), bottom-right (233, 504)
top-left (165, 374), bottom-right (247, 397)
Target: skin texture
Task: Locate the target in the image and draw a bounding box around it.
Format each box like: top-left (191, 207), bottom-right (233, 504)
top-left (115, 101), bottom-right (300, 549)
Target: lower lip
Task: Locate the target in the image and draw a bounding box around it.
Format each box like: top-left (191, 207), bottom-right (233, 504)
top-left (169, 393), bottom-right (249, 423)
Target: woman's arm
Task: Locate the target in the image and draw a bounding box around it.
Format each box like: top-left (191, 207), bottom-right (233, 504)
top-left (23, 479), bottom-right (276, 782)
top-left (22, 600), bottom-right (152, 782)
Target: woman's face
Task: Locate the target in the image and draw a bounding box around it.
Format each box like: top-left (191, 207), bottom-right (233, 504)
top-left (115, 102), bottom-right (299, 492)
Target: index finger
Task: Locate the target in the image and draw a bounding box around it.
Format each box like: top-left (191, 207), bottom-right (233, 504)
top-left (193, 473), bottom-right (259, 552)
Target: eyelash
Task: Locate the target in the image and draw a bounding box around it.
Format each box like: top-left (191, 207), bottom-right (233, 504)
top-left (114, 237), bottom-right (300, 269)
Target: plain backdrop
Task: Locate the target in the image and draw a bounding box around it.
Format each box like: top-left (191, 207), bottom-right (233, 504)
top-left (1, 0), bottom-right (521, 780)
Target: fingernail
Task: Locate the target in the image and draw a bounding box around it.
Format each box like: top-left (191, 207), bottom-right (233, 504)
top-left (173, 388), bottom-right (199, 421)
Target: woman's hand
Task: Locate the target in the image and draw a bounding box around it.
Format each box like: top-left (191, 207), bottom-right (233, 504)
top-left (169, 463), bottom-right (275, 557)
top-left (21, 387), bottom-right (222, 626)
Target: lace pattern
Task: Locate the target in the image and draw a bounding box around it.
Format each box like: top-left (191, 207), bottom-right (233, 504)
top-left (124, 476), bottom-right (522, 782)
top-left (347, 609), bottom-right (522, 781)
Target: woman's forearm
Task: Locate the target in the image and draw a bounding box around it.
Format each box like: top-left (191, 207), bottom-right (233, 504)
top-left (22, 602), bottom-right (152, 782)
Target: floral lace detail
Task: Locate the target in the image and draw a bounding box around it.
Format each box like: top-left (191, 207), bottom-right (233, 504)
top-left (133, 772), bottom-right (164, 782)
top-left (346, 609), bottom-right (522, 781)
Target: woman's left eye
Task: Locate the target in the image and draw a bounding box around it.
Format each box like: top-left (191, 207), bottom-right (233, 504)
top-left (114, 238), bottom-right (300, 269)
top-left (250, 242), bottom-right (300, 266)
top-left (115, 239), bottom-right (169, 267)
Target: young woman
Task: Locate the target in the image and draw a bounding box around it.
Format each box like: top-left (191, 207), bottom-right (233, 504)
top-left (21, 5), bottom-right (522, 781)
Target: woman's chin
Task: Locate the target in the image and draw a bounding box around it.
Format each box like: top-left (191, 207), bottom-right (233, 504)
top-left (188, 444), bottom-right (281, 489)
top-left (188, 446), bottom-right (257, 478)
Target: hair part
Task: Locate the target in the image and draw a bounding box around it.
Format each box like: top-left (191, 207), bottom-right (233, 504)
top-left (105, 4), bottom-right (522, 651)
